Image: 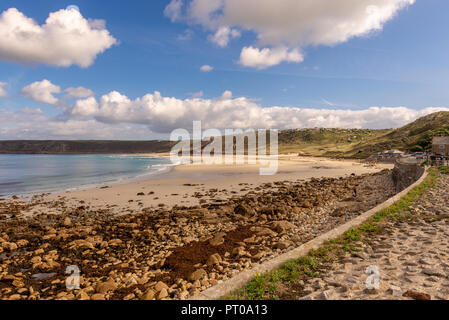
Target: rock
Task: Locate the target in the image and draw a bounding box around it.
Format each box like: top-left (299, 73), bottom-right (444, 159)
top-left (123, 293), bottom-right (136, 300)
top-left (422, 269), bottom-right (444, 277)
top-left (303, 286), bottom-right (314, 294)
top-left (142, 289), bottom-right (155, 300)
top-left (232, 247), bottom-right (245, 257)
top-left (363, 288), bottom-right (378, 295)
top-left (109, 239), bottom-right (123, 246)
top-left (403, 290), bottom-right (431, 300)
top-left (30, 256), bottom-right (42, 264)
top-left (63, 217), bottom-right (72, 227)
top-left (76, 290), bottom-right (90, 300)
top-left (250, 227), bottom-right (276, 237)
top-left (91, 293), bottom-right (105, 300)
top-left (271, 221), bottom-right (296, 233)
top-left (319, 289), bottom-right (336, 300)
top-left (16, 239), bottom-right (29, 247)
top-left (353, 252), bottom-right (369, 260)
top-left (12, 279), bottom-right (25, 288)
top-left (300, 200), bottom-right (313, 209)
top-left (179, 291), bottom-right (189, 300)
top-left (2, 242), bottom-right (17, 252)
top-left (418, 258), bottom-right (432, 265)
top-left (157, 288), bottom-right (169, 299)
top-left (156, 259), bottom-right (166, 269)
top-left (274, 240), bottom-right (293, 250)
top-left (234, 204), bottom-right (254, 216)
top-left (207, 253), bottom-right (222, 266)
top-left (388, 285), bottom-right (403, 297)
top-left (95, 281), bottom-right (117, 294)
top-left (331, 207), bottom-right (347, 217)
top-left (189, 269), bottom-right (207, 281)
top-left (209, 234), bottom-right (225, 247)
top-left (154, 281), bottom-right (168, 292)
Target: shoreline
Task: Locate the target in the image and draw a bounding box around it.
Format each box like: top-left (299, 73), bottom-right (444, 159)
top-left (1, 154), bottom-right (175, 200)
top-left (10, 154), bottom-right (393, 217)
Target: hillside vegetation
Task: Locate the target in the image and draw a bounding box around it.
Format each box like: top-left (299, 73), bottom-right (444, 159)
top-left (0, 140), bottom-right (176, 154)
top-left (278, 111), bottom-right (449, 159)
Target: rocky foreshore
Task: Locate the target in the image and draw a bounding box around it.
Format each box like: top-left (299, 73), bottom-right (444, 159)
top-left (0, 169), bottom-right (403, 300)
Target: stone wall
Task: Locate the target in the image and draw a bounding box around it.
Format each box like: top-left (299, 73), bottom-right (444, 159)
top-left (392, 162), bottom-right (425, 193)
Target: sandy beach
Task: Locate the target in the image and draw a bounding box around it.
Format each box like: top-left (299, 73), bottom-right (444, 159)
top-left (1, 154), bottom-right (404, 301)
top-left (37, 155), bottom-right (393, 216)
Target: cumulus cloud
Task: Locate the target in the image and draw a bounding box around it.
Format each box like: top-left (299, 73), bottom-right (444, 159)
top-left (239, 46), bottom-right (304, 69)
top-left (2, 86), bottom-right (448, 140)
top-left (220, 90), bottom-right (233, 100)
top-left (68, 89), bottom-right (449, 133)
top-left (200, 65), bottom-right (214, 72)
top-left (164, 0), bottom-right (184, 22)
top-left (65, 86), bottom-right (94, 99)
top-left (21, 79), bottom-right (61, 105)
top-left (0, 8), bottom-right (117, 67)
top-left (0, 108), bottom-right (158, 140)
top-left (0, 82), bottom-right (7, 97)
top-left (166, 0), bottom-right (415, 68)
top-left (209, 26), bottom-right (240, 47)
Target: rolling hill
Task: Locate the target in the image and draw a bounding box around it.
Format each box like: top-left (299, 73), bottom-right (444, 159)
top-left (0, 112), bottom-right (448, 159)
top-left (278, 111), bottom-right (449, 158)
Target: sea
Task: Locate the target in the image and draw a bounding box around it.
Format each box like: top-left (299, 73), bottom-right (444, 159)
top-left (0, 154), bottom-right (174, 197)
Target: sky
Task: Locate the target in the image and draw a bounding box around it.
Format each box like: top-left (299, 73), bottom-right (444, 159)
top-left (0, 0), bottom-right (449, 140)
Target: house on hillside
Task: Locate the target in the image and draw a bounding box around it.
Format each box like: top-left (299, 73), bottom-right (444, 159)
top-left (368, 149), bottom-right (404, 161)
top-left (378, 149), bottom-right (405, 159)
top-left (432, 137), bottom-right (449, 156)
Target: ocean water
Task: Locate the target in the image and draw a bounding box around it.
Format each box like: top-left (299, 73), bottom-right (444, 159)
top-left (0, 154), bottom-right (173, 197)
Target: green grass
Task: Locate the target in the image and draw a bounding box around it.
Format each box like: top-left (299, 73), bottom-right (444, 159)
top-left (227, 168), bottom-right (440, 300)
top-left (439, 166), bottom-right (449, 174)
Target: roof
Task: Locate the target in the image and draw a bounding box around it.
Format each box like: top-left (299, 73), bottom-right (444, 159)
top-left (386, 149), bottom-right (404, 154)
top-left (433, 136), bottom-right (449, 144)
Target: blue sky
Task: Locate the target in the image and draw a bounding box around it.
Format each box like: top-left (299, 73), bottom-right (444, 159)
top-left (0, 0), bottom-right (448, 139)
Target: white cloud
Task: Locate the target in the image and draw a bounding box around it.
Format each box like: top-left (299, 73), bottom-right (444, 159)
top-left (70, 90), bottom-right (271, 132)
top-left (0, 82), bottom-right (7, 97)
top-left (68, 88), bottom-right (449, 133)
top-left (208, 26), bottom-right (240, 47)
top-left (167, 0), bottom-right (415, 68)
top-left (164, 0), bottom-right (184, 22)
top-left (72, 97), bottom-right (99, 117)
top-left (0, 109), bottom-right (158, 140)
top-left (19, 107), bottom-right (44, 115)
top-left (0, 8), bottom-right (117, 67)
top-left (220, 90), bottom-right (233, 100)
top-left (239, 46), bottom-right (304, 69)
top-left (21, 79), bottom-right (61, 105)
top-left (200, 65), bottom-right (214, 72)
top-left (65, 86), bottom-right (94, 99)
top-left (2, 86), bottom-right (449, 140)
